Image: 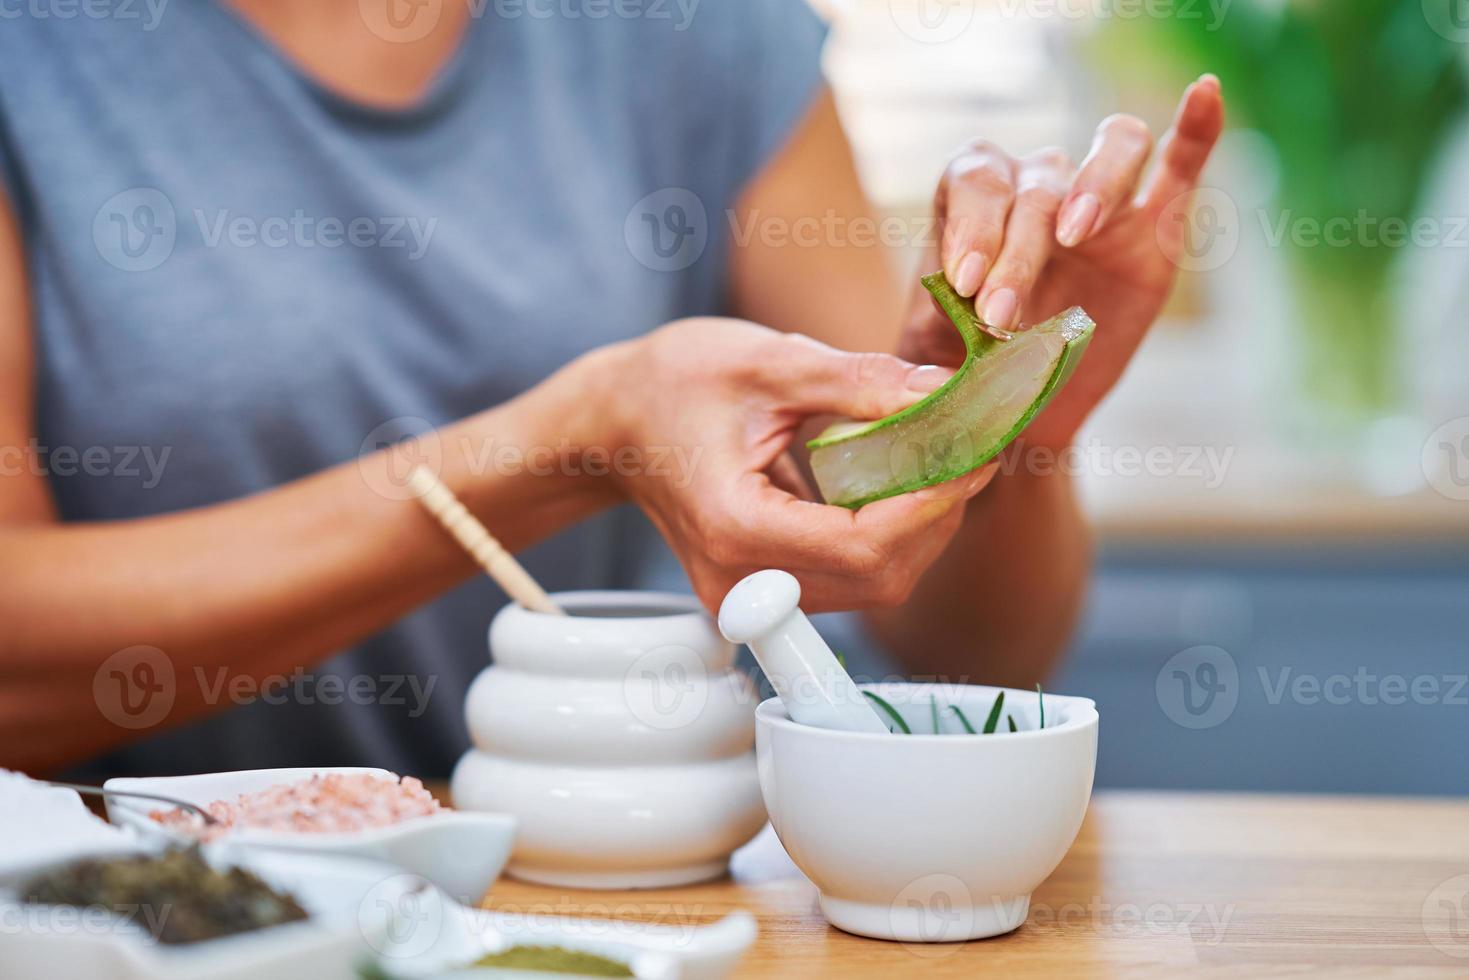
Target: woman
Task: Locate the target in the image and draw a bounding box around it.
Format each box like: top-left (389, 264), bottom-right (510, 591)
top-left (0, 0), bottom-right (1223, 775)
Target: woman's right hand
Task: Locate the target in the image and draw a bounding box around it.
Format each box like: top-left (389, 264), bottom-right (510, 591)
top-left (582, 318), bottom-right (996, 613)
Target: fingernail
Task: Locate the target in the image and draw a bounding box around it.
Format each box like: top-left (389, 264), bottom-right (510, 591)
top-left (1056, 192), bottom-right (1100, 247)
top-left (906, 364), bottom-right (953, 394)
top-left (915, 466), bottom-right (989, 501)
top-left (952, 252), bottom-right (987, 297)
top-left (981, 288), bottom-right (1019, 332)
top-left (979, 321), bottom-right (1014, 342)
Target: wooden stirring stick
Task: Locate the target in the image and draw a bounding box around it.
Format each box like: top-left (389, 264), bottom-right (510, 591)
top-left (408, 466), bottom-right (565, 616)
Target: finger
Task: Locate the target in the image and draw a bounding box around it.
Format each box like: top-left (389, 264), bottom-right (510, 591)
top-left (794, 500), bottom-right (968, 611)
top-left (1056, 114), bottom-right (1154, 247)
top-left (769, 333), bottom-right (953, 420)
top-left (834, 471), bottom-right (988, 606)
top-left (898, 290), bottom-right (968, 367)
top-left (731, 464), bottom-right (985, 578)
top-left (935, 141), bottom-right (1016, 299)
top-left (847, 464), bottom-right (992, 557)
top-left (976, 148), bottom-right (1073, 333)
top-left (767, 452), bottom-right (817, 502)
top-left (911, 460), bottom-right (999, 502)
top-left (1140, 74), bottom-right (1225, 211)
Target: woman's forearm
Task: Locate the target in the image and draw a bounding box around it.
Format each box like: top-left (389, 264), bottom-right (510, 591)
top-left (0, 351), bottom-right (619, 774)
top-left (863, 457), bottom-right (1092, 685)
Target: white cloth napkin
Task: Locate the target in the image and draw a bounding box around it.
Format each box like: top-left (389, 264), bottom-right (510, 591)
top-left (0, 770), bottom-right (140, 876)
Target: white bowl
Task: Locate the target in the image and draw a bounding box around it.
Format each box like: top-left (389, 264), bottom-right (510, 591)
top-left (369, 900), bottom-right (758, 980)
top-left (755, 682), bottom-right (1098, 942)
top-left (0, 843), bottom-right (419, 980)
top-left (103, 767), bottom-right (516, 904)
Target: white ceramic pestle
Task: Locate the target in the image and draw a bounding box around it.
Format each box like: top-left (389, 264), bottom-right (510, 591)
top-left (718, 570), bottom-right (890, 734)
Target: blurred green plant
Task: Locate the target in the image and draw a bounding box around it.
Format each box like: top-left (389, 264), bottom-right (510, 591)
top-left (1097, 0), bottom-right (1467, 422)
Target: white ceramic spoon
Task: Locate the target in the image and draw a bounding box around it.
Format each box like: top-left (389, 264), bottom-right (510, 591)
top-left (718, 570), bottom-right (889, 734)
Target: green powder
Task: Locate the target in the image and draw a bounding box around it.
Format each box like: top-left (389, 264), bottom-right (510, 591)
top-left (473, 944), bottom-right (634, 976)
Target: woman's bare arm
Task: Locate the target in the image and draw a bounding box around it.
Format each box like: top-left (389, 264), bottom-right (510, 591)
top-left (2, 187), bottom-right (989, 773)
top-left (0, 185), bottom-right (619, 771)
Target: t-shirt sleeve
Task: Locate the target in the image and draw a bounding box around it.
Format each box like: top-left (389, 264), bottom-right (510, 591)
top-left (0, 107), bottom-right (28, 228)
top-left (728, 0), bottom-right (830, 193)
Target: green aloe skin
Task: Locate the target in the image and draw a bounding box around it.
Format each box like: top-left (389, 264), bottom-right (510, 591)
top-left (808, 272), bottom-right (1094, 508)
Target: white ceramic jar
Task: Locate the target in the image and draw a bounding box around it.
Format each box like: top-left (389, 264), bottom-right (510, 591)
top-left (451, 591), bottom-right (767, 889)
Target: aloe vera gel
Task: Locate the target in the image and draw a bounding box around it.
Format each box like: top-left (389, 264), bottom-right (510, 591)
top-left (808, 273), bottom-right (1094, 508)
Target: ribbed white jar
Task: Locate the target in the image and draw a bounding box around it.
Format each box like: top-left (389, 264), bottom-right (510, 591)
top-left (451, 591), bottom-right (766, 889)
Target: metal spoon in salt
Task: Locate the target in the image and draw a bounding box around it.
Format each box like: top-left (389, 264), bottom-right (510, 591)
top-left (45, 781), bottom-right (221, 825)
top-left (718, 569), bottom-right (890, 734)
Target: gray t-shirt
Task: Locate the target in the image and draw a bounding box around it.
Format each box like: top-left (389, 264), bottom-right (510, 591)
top-left (0, 0), bottom-right (829, 777)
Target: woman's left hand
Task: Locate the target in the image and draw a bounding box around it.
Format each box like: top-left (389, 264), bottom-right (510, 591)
top-left (900, 75), bottom-right (1225, 449)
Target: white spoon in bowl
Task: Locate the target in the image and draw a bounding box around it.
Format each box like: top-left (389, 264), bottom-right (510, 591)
top-left (718, 570), bottom-right (889, 734)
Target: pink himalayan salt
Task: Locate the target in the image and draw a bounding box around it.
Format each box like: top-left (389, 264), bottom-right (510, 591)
top-left (150, 773), bottom-right (442, 841)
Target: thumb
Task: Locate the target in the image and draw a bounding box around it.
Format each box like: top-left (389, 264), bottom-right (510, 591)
top-left (769, 334), bottom-right (953, 421)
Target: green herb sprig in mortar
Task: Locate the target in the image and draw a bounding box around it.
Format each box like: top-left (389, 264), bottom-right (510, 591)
top-left (865, 687), bottom-right (1046, 736)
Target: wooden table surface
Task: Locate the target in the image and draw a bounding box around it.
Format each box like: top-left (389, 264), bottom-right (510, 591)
top-left (478, 791), bottom-right (1469, 979)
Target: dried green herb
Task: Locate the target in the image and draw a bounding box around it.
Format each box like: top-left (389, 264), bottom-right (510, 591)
top-left (862, 691), bottom-right (912, 734)
top-left (1007, 715), bottom-right (1018, 733)
top-left (473, 944), bottom-right (633, 976)
top-left (20, 848), bottom-right (306, 945)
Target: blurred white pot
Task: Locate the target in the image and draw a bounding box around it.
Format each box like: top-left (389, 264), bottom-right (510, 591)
top-left (451, 591), bottom-right (766, 889)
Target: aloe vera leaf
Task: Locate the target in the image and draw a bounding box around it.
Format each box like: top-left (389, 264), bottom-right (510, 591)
top-left (949, 704), bottom-right (977, 735)
top-left (1037, 684), bottom-right (1045, 730)
top-left (1008, 714), bottom-right (1018, 733)
top-left (862, 691), bottom-right (911, 734)
top-left (982, 690), bottom-right (1006, 734)
top-left (807, 273), bottom-right (1094, 509)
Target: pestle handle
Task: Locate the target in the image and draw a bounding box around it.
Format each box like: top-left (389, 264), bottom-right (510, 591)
top-left (718, 570), bottom-right (889, 734)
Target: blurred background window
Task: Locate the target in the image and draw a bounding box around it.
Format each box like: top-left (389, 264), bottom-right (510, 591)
top-left (817, 0), bottom-right (1469, 795)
